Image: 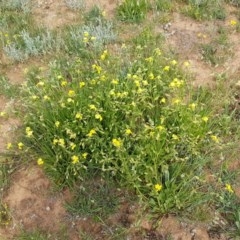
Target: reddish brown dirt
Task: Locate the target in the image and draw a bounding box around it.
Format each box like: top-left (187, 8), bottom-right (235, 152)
top-left (158, 6), bottom-right (240, 87)
top-left (32, 0), bottom-right (81, 29)
top-left (85, 0), bottom-right (117, 18)
top-left (158, 12), bottom-right (219, 87)
top-left (0, 118), bottom-right (20, 153)
top-left (32, 0), bottom-right (117, 29)
top-left (0, 96), bottom-right (20, 152)
top-left (0, 165), bottom-right (71, 239)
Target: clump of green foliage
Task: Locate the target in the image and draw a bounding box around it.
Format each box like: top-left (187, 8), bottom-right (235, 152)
top-left (20, 42), bottom-right (224, 214)
top-left (0, 202), bottom-right (11, 226)
top-left (184, 0), bottom-right (226, 20)
top-left (117, 0), bottom-right (150, 22)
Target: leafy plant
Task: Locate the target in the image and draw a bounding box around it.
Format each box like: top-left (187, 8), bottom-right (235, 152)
top-left (64, 0), bottom-right (85, 10)
top-left (65, 19), bottom-right (116, 56)
top-left (19, 43), bottom-right (224, 215)
top-left (66, 177), bottom-right (120, 218)
top-left (84, 5), bottom-right (104, 24)
top-left (117, 0), bottom-right (149, 22)
top-left (154, 0), bottom-right (173, 12)
top-left (16, 231), bottom-right (48, 240)
top-left (0, 202), bottom-right (11, 226)
top-left (0, 75), bottom-right (20, 98)
top-left (225, 0), bottom-right (240, 6)
top-left (3, 29), bottom-right (56, 61)
top-left (184, 0), bottom-right (226, 20)
top-left (0, 0), bottom-right (32, 13)
top-left (215, 185), bottom-right (240, 237)
top-left (200, 27), bottom-right (230, 66)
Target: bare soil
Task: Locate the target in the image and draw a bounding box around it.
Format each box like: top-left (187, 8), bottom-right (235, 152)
top-left (0, 165), bottom-right (70, 239)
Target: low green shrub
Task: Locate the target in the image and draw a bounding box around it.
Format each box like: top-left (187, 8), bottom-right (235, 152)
top-left (20, 45), bottom-right (222, 214)
top-left (184, 0), bottom-right (226, 20)
top-left (117, 0), bottom-right (150, 22)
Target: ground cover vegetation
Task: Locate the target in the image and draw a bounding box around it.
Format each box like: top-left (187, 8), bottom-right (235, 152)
top-left (0, 0), bottom-right (240, 239)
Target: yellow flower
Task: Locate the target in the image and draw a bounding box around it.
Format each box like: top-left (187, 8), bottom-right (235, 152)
top-left (58, 138), bottom-right (65, 147)
top-left (154, 184), bottom-right (162, 192)
top-left (109, 89), bottom-right (115, 96)
top-left (149, 131), bottom-right (155, 137)
top-left (156, 125), bottom-right (165, 131)
top-left (154, 48), bottom-right (161, 56)
top-left (90, 79), bottom-right (96, 85)
top-left (145, 56), bottom-right (153, 63)
top-left (18, 142), bottom-right (24, 150)
top-left (37, 158), bottom-right (44, 165)
top-left (92, 64), bottom-right (102, 74)
top-left (23, 68), bottom-right (28, 75)
top-left (75, 113), bottom-right (83, 120)
top-left (172, 134), bottom-right (179, 140)
top-left (171, 60), bottom-right (177, 65)
top-left (202, 116), bottom-right (209, 122)
top-left (148, 73), bottom-right (154, 80)
top-left (164, 66), bottom-right (170, 71)
top-left (121, 43), bottom-right (126, 49)
top-left (95, 113), bottom-right (103, 121)
top-left (125, 129), bottom-right (132, 135)
top-left (6, 143), bottom-right (12, 150)
top-left (100, 50), bottom-right (108, 60)
top-left (127, 73), bottom-right (132, 79)
top-left (31, 95), bottom-right (38, 100)
top-left (143, 80), bottom-right (148, 86)
top-left (87, 129), bottom-right (96, 137)
top-left (225, 183), bottom-right (234, 193)
top-left (134, 80), bottom-right (140, 87)
top-left (82, 152), bottom-right (88, 159)
top-left (0, 111), bottom-right (6, 117)
top-left (68, 90), bottom-right (76, 97)
top-left (79, 82), bottom-right (85, 88)
top-left (84, 31), bottom-right (89, 37)
top-left (189, 103), bottom-right (197, 111)
top-left (184, 61), bottom-right (190, 67)
top-left (160, 98), bottom-right (166, 104)
top-left (60, 102), bottom-right (66, 108)
top-left (83, 37), bottom-right (89, 43)
top-left (55, 121), bottom-right (60, 128)
top-left (137, 88), bottom-right (143, 94)
top-left (71, 155), bottom-right (79, 164)
top-left (111, 79), bottom-right (119, 85)
top-left (169, 78), bottom-right (184, 88)
top-left (102, 11), bottom-right (106, 17)
top-left (37, 81), bottom-right (44, 87)
top-left (172, 98), bottom-right (181, 105)
top-left (100, 75), bottom-right (106, 81)
top-left (26, 127), bottom-right (33, 138)
top-left (61, 81), bottom-right (67, 87)
top-left (43, 95), bottom-right (50, 101)
top-left (211, 135), bottom-right (220, 143)
top-left (67, 98), bottom-right (74, 103)
top-left (53, 139), bottom-right (58, 145)
top-left (70, 142), bottom-right (76, 150)
top-left (112, 138), bottom-right (122, 148)
top-left (89, 104), bottom-right (97, 111)
top-left (230, 20), bottom-right (237, 26)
